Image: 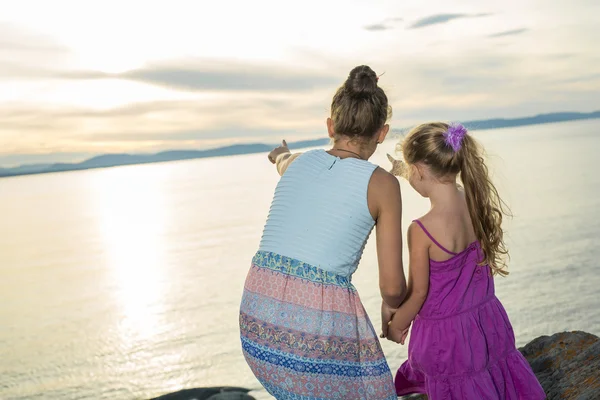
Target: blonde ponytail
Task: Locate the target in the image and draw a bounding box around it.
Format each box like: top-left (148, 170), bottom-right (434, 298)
top-left (459, 135), bottom-right (510, 276)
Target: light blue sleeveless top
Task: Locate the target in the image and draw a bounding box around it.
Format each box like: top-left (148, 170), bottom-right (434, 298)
top-left (258, 149), bottom-right (378, 277)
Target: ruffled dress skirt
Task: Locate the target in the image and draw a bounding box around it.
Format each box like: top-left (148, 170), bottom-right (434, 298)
top-left (240, 251), bottom-right (396, 400)
top-left (395, 295), bottom-right (546, 399)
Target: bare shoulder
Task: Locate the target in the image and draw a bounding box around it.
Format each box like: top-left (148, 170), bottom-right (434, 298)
top-left (408, 220), bottom-right (428, 241)
top-left (407, 220), bottom-right (434, 257)
top-left (369, 167), bottom-right (400, 194)
top-left (411, 212), bottom-right (437, 239)
top-left (367, 167), bottom-right (401, 219)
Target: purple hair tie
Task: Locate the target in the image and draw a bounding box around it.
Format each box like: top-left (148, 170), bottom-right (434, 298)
top-left (443, 122), bottom-right (467, 152)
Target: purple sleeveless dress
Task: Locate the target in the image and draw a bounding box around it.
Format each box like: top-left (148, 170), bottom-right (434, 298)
top-left (395, 220), bottom-right (546, 399)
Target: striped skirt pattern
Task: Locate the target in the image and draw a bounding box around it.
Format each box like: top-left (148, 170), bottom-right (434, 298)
top-left (239, 251), bottom-right (396, 400)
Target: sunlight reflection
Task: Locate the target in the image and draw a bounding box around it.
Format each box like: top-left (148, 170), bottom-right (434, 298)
top-left (88, 166), bottom-right (170, 343)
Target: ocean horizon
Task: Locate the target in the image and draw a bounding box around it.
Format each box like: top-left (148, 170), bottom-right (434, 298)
top-left (1, 110), bottom-right (599, 178)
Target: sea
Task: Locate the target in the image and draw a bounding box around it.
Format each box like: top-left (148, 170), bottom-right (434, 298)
top-left (1, 119), bottom-right (599, 400)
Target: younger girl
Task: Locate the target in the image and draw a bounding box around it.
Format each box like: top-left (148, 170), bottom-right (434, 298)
top-left (387, 122), bottom-right (545, 399)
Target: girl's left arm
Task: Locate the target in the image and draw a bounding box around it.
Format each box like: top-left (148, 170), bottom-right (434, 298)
top-left (387, 222), bottom-right (430, 342)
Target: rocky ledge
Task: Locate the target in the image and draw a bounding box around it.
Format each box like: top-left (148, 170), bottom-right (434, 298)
top-left (150, 386), bottom-right (255, 400)
top-left (520, 330), bottom-right (599, 399)
top-left (150, 331), bottom-right (599, 400)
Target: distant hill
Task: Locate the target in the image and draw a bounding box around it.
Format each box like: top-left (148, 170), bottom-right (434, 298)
top-left (1, 111), bottom-right (598, 178)
top-left (461, 111), bottom-right (600, 130)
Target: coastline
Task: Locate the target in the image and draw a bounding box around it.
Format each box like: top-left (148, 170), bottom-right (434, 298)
top-left (1, 112), bottom-right (599, 179)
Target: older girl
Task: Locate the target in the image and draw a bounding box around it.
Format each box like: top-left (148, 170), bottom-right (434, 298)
top-left (239, 66), bottom-right (405, 400)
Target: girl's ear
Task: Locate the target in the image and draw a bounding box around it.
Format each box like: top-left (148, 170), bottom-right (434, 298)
top-left (326, 118), bottom-right (335, 138)
top-left (378, 124), bottom-right (390, 144)
top-left (414, 164), bottom-right (424, 181)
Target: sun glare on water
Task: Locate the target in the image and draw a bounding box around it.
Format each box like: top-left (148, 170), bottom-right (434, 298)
top-left (88, 166), bottom-right (171, 344)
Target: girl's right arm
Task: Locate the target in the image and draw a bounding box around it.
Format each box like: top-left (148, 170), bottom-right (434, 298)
top-left (268, 140), bottom-right (302, 176)
top-left (387, 222), bottom-right (431, 343)
top-left (369, 168), bottom-right (407, 308)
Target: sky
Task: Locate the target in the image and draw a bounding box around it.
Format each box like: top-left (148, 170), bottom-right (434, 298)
top-left (1, 0), bottom-right (599, 166)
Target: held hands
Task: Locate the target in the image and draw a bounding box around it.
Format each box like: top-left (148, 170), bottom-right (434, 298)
top-left (380, 301), bottom-right (398, 339)
top-left (387, 321), bottom-right (411, 345)
top-left (381, 300), bottom-right (411, 345)
top-left (268, 140), bottom-right (290, 164)
top-left (386, 154), bottom-right (407, 178)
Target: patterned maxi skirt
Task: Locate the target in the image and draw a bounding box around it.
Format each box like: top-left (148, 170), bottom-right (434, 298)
top-left (239, 251), bottom-right (396, 400)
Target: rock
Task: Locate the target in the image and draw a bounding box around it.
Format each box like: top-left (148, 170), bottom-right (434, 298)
top-left (519, 331), bottom-right (600, 400)
top-left (149, 387), bottom-right (255, 400)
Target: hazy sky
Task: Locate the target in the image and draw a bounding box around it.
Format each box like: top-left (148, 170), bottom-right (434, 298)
top-left (1, 0), bottom-right (599, 165)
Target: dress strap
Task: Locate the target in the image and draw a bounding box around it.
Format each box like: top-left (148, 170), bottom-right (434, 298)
top-left (413, 220), bottom-right (457, 256)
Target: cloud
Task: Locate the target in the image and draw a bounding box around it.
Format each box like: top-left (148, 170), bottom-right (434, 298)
top-left (0, 94), bottom-right (331, 156)
top-left (0, 62), bottom-right (52, 79)
top-left (0, 22), bottom-right (69, 54)
top-left (556, 73), bottom-right (600, 84)
top-left (123, 64), bottom-right (336, 92)
top-left (364, 17), bottom-right (403, 31)
top-left (54, 60), bottom-right (340, 93)
top-left (86, 128), bottom-right (304, 143)
top-left (6, 57), bottom-right (342, 95)
top-left (0, 23), bottom-right (72, 81)
top-left (2, 12), bottom-right (599, 163)
top-left (4, 47), bottom-right (599, 159)
top-left (0, 25), bottom-right (341, 95)
top-left (487, 28), bottom-right (529, 38)
top-left (367, 48), bottom-right (600, 126)
top-left (544, 53), bottom-right (575, 60)
top-left (364, 24), bottom-right (388, 31)
top-left (409, 13), bottom-right (492, 29)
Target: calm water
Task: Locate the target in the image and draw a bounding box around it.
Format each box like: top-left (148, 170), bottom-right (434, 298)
top-left (1, 120), bottom-right (599, 400)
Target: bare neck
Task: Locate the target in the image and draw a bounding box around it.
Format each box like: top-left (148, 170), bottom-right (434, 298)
top-left (330, 138), bottom-right (375, 160)
top-left (428, 181), bottom-right (462, 209)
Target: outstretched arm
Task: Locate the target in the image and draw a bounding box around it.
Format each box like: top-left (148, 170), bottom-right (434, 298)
top-left (388, 222), bottom-right (430, 343)
top-left (387, 154), bottom-right (408, 178)
top-left (268, 140), bottom-right (302, 176)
